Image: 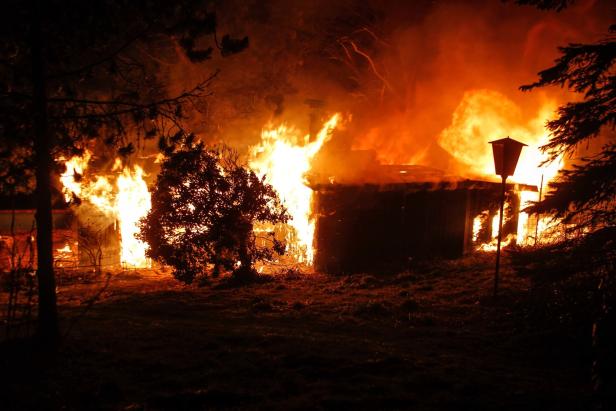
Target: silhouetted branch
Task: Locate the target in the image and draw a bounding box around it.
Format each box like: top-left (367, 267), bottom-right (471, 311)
top-left (47, 30), bottom-right (147, 80)
top-left (509, 0), bottom-right (575, 11)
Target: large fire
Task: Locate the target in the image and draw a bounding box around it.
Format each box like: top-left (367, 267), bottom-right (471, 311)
top-left (115, 161), bottom-right (152, 268)
top-left (249, 114), bottom-right (340, 265)
top-left (438, 89), bottom-right (564, 249)
top-left (60, 151), bottom-right (152, 268)
top-left (57, 115), bottom-right (340, 271)
top-left (245, 89), bottom-right (565, 264)
top-left (56, 89), bottom-right (564, 271)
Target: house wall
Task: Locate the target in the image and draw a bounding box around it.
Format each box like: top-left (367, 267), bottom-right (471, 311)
top-left (313, 184), bottom-right (522, 274)
top-left (0, 209), bottom-right (73, 233)
top-left (0, 210), bottom-right (77, 271)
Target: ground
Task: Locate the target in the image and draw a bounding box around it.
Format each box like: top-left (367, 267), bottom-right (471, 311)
top-left (1, 255), bottom-right (594, 410)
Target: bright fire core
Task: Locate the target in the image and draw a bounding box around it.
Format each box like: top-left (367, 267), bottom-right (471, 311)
top-left (439, 89), bottom-right (564, 249)
top-left (60, 151), bottom-right (152, 268)
top-left (58, 88), bottom-right (565, 271)
top-left (249, 114), bottom-right (340, 265)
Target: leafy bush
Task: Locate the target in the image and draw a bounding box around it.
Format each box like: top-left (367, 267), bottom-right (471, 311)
top-left (139, 135), bottom-right (288, 283)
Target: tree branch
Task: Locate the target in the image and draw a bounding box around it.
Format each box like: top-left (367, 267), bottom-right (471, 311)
top-left (46, 30), bottom-right (148, 80)
top-left (48, 72), bottom-right (217, 108)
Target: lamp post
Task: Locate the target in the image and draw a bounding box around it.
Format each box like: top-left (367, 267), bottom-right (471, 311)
top-left (489, 137), bottom-right (526, 297)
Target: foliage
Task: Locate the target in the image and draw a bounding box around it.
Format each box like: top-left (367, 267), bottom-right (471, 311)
top-left (521, 26), bottom-right (615, 231)
top-left (0, 0), bottom-right (248, 342)
top-left (511, 227), bottom-right (615, 284)
top-left (510, 0), bottom-right (574, 11)
top-left (509, 227), bottom-right (615, 402)
top-left (518, 8), bottom-right (615, 407)
top-left (139, 135), bottom-right (289, 284)
top-left (532, 148), bottom-right (616, 228)
top-left (0, 0), bottom-right (248, 193)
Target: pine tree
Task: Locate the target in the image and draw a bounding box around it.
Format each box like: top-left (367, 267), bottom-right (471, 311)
top-left (521, 26), bottom-right (615, 233)
top-left (516, 2), bottom-right (615, 406)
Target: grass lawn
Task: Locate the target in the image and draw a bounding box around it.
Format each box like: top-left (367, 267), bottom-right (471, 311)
top-left (1, 254), bottom-right (593, 410)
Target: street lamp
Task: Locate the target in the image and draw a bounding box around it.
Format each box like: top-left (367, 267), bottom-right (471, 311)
top-left (489, 136), bottom-right (526, 297)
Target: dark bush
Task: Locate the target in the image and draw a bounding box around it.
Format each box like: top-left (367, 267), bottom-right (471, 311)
top-left (139, 135), bottom-right (288, 284)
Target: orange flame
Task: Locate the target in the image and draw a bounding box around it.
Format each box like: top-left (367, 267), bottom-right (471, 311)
top-left (60, 150), bottom-right (91, 203)
top-left (60, 152), bottom-right (151, 268)
top-left (438, 89), bottom-right (564, 248)
top-left (116, 164), bottom-right (151, 268)
top-left (249, 114), bottom-right (340, 265)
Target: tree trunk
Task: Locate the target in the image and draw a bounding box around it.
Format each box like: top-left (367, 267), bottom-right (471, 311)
top-left (31, 0), bottom-right (59, 346)
top-left (234, 219), bottom-right (254, 280)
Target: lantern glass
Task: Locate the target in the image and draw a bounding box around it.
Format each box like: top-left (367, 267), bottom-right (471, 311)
top-left (489, 137), bottom-right (527, 178)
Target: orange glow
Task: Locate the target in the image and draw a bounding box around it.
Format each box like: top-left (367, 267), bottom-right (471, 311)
top-left (438, 89), bottom-right (562, 185)
top-left (54, 242), bottom-right (78, 268)
top-left (249, 114), bottom-right (340, 265)
top-left (60, 152), bottom-right (151, 268)
top-left (116, 165), bottom-right (151, 268)
top-left (59, 150), bottom-right (92, 203)
top-left (472, 215), bottom-right (482, 243)
top-left (438, 89), bottom-right (564, 248)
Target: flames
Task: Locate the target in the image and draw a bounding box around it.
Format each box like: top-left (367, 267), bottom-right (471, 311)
top-left (115, 162), bottom-right (151, 268)
top-left (249, 114), bottom-right (340, 265)
top-left (59, 151), bottom-right (151, 268)
top-left (59, 114), bottom-right (339, 271)
top-left (56, 89), bottom-right (566, 271)
top-left (60, 150), bottom-right (91, 203)
top-left (439, 89), bottom-right (564, 249)
top-left (438, 89), bottom-right (562, 184)
top-left (57, 114), bottom-right (340, 271)
top-left (245, 89), bottom-right (567, 257)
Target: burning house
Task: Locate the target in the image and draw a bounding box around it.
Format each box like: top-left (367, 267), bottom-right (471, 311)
top-left (7, 0), bottom-right (597, 278)
top-left (309, 152), bottom-right (537, 273)
top-left (0, 194), bottom-right (75, 272)
top-left (247, 108), bottom-right (554, 275)
top-left (6, 108), bottom-right (556, 278)
top-left (50, 152), bottom-right (154, 272)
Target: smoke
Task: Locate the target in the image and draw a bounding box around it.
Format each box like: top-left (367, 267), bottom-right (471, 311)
top-left (340, 0), bottom-right (609, 169)
top-left (166, 0), bottom-right (612, 177)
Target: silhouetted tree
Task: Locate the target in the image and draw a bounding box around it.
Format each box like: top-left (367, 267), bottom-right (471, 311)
top-left (521, 27), bottom-right (615, 232)
top-left (139, 135), bottom-right (288, 284)
top-left (0, 0), bottom-right (247, 345)
top-left (515, 3), bottom-right (615, 406)
top-left (511, 0), bottom-right (574, 12)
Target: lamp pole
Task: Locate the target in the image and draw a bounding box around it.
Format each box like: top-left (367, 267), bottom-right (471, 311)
top-left (489, 137), bottom-right (527, 297)
top-left (494, 174), bottom-right (506, 297)
top-left (534, 174), bottom-right (544, 246)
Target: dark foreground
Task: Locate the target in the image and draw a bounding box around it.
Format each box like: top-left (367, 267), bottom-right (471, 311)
top-left (1, 256), bottom-right (594, 410)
